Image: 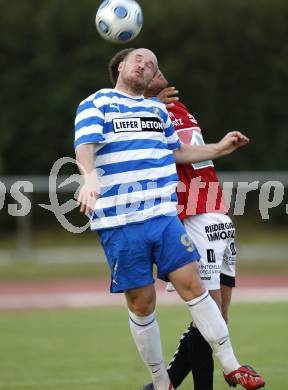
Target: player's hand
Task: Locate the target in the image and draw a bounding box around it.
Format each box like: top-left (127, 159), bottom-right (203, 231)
top-left (217, 131), bottom-right (250, 156)
top-left (157, 87), bottom-right (179, 108)
top-left (77, 174), bottom-right (100, 216)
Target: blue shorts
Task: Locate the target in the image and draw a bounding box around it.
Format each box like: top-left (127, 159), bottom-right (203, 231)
top-left (98, 216), bottom-right (200, 293)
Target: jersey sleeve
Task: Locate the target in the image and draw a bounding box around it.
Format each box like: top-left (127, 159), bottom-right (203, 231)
top-left (163, 110), bottom-right (181, 150)
top-left (74, 93), bottom-right (106, 150)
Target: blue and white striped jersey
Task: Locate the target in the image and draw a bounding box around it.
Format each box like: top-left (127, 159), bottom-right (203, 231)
top-left (74, 88), bottom-right (181, 230)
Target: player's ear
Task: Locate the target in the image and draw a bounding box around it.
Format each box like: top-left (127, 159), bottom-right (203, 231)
top-left (118, 61), bottom-right (124, 73)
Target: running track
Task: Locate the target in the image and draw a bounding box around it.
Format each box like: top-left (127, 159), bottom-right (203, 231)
top-left (0, 274), bottom-right (287, 310)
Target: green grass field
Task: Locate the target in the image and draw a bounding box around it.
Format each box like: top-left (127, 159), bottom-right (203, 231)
top-left (0, 303), bottom-right (287, 390)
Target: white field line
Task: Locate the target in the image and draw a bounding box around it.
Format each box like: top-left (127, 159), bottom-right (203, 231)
top-left (1, 288), bottom-right (288, 310)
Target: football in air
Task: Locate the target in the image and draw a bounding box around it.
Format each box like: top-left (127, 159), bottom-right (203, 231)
top-left (95, 0), bottom-right (143, 43)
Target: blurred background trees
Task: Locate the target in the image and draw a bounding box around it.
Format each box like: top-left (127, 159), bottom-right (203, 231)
top-left (1, 0), bottom-right (288, 175)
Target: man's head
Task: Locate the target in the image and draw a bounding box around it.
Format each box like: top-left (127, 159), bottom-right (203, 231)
top-left (109, 48), bottom-right (159, 95)
top-left (144, 69), bottom-right (169, 97)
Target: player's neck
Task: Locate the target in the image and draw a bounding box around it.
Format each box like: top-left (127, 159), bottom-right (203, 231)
top-left (114, 80), bottom-right (144, 97)
top-left (144, 86), bottom-right (164, 99)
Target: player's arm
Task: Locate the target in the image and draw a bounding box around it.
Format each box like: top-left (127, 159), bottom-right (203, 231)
top-left (173, 131), bottom-right (249, 164)
top-left (76, 144), bottom-right (100, 215)
top-left (74, 93), bottom-right (106, 215)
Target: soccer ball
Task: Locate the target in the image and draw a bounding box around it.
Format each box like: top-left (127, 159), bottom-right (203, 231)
top-left (95, 0), bottom-right (143, 44)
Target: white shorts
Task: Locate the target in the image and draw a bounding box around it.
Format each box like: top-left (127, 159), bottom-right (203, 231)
top-left (175, 213), bottom-right (236, 291)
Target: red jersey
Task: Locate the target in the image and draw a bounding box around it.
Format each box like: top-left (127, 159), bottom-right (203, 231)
top-left (169, 101), bottom-right (228, 219)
